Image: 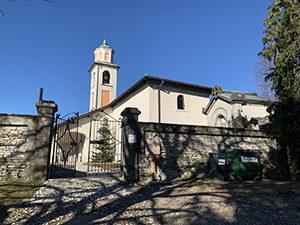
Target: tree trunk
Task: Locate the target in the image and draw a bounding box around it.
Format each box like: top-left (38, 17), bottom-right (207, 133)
top-left (286, 145), bottom-right (300, 181)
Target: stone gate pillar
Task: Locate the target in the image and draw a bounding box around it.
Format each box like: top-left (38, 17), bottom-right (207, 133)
top-left (121, 107), bottom-right (141, 183)
top-left (34, 100), bottom-right (58, 181)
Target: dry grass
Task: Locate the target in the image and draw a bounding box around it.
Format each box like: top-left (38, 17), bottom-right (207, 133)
top-left (0, 181), bottom-right (42, 223)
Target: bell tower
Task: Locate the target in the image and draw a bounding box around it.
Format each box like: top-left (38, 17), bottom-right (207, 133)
top-left (89, 39), bottom-right (120, 111)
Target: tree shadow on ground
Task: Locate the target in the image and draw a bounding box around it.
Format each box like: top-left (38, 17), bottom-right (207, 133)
top-left (5, 177), bottom-right (300, 224)
top-left (217, 181), bottom-right (300, 224)
top-left (0, 203), bottom-right (8, 224)
top-left (2, 177), bottom-right (228, 224)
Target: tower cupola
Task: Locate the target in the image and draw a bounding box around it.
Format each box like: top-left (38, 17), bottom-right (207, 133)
top-left (94, 39), bottom-right (115, 63)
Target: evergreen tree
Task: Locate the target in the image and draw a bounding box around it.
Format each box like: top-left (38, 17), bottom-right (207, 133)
top-left (91, 118), bottom-right (115, 163)
top-left (259, 0), bottom-right (300, 180)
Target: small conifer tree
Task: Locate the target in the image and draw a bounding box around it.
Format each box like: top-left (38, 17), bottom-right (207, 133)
top-left (91, 118), bottom-right (115, 163)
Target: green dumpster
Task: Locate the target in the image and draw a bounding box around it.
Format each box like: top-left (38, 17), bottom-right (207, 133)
top-left (225, 149), bottom-right (262, 180)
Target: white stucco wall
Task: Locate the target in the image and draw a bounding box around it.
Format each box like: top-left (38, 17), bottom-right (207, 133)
top-left (241, 104), bottom-right (268, 119)
top-left (108, 84), bottom-right (210, 125)
top-left (150, 85), bottom-right (210, 125)
top-left (77, 116), bottom-right (91, 163)
top-left (109, 85), bottom-right (151, 122)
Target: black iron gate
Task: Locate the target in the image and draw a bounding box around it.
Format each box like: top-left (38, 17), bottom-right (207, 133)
top-left (87, 116), bottom-right (123, 176)
top-left (48, 112), bottom-right (79, 178)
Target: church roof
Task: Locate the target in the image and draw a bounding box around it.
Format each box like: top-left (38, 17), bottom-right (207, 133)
top-left (113, 75), bottom-right (210, 104)
top-left (220, 90), bottom-right (267, 102)
top-left (88, 61), bottom-right (120, 72)
top-left (105, 75), bottom-right (212, 109)
top-left (202, 86), bottom-right (267, 115)
top-left (79, 75), bottom-right (212, 119)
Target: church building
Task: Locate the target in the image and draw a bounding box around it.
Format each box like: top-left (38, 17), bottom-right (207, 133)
top-left (74, 40), bottom-right (268, 165)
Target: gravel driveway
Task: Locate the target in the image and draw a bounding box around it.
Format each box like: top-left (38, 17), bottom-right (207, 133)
top-left (3, 177), bottom-right (300, 225)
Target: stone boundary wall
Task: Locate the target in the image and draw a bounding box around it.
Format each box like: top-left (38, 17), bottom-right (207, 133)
top-left (0, 114), bottom-right (38, 181)
top-left (137, 123), bottom-right (289, 181)
top-left (0, 100), bottom-right (57, 182)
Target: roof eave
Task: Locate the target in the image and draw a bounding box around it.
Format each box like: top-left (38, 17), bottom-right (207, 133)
top-left (88, 62), bottom-right (120, 72)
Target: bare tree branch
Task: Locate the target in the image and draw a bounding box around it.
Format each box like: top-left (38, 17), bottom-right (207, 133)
top-left (1, 0), bottom-right (53, 16)
top-left (0, 8), bottom-right (5, 16)
top-left (254, 56), bottom-right (277, 101)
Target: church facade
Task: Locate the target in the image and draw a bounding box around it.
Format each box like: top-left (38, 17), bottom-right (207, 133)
top-left (74, 40), bottom-right (268, 164)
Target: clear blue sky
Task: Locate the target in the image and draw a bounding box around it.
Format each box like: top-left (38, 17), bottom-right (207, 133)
top-left (0, 0), bottom-right (273, 117)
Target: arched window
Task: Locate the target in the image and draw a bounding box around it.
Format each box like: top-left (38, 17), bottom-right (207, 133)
top-left (177, 95), bottom-right (184, 110)
top-left (103, 71), bottom-right (110, 84)
top-left (216, 115), bottom-right (227, 126)
top-left (105, 51), bottom-right (110, 61)
top-left (99, 51), bottom-right (103, 60)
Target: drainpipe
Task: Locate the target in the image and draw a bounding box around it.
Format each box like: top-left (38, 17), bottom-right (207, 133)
top-left (158, 80), bottom-right (164, 124)
top-left (87, 110), bottom-right (93, 175)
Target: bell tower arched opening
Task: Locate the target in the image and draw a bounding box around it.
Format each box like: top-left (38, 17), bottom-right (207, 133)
top-left (103, 71), bottom-right (110, 85)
